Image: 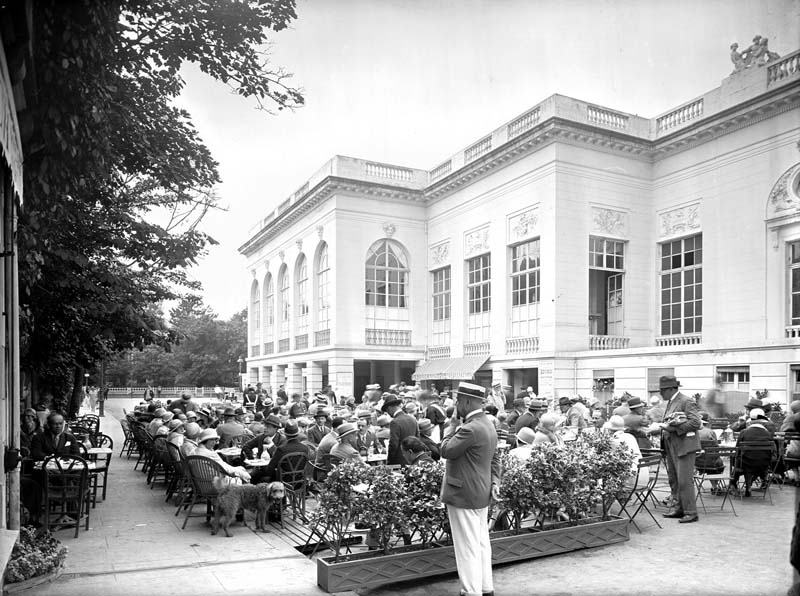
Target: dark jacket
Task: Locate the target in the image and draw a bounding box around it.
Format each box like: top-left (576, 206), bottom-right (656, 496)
top-left (30, 430), bottom-right (81, 461)
top-left (388, 411), bottom-right (419, 465)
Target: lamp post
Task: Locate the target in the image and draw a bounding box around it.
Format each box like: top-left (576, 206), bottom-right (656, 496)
top-left (237, 357), bottom-right (245, 392)
top-left (83, 372), bottom-right (90, 413)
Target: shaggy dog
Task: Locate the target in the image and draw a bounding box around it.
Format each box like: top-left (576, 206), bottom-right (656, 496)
top-left (211, 478), bottom-right (284, 537)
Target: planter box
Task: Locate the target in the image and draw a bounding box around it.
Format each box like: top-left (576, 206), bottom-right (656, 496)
top-left (317, 516), bottom-right (629, 592)
top-left (3, 563), bottom-right (64, 595)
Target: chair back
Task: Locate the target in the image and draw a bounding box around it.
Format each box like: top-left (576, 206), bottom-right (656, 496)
top-left (277, 452), bottom-right (308, 492)
top-left (185, 455), bottom-right (227, 497)
top-left (43, 455), bottom-right (89, 494)
top-left (69, 424), bottom-right (92, 442)
top-left (165, 441), bottom-right (183, 465)
top-left (709, 418), bottom-right (729, 430)
top-left (89, 433), bottom-right (114, 450)
top-left (736, 440), bottom-right (776, 468)
top-left (79, 415), bottom-right (101, 435)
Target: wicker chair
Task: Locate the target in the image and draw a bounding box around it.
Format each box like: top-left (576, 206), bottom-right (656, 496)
top-left (165, 441), bottom-right (188, 504)
top-left (181, 455), bottom-right (227, 530)
top-left (276, 452), bottom-right (309, 524)
top-left (119, 417), bottom-right (138, 459)
top-left (85, 433), bottom-right (113, 506)
top-left (148, 436), bottom-right (171, 488)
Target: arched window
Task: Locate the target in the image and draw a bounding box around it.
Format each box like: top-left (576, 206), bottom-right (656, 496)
top-left (250, 280), bottom-right (261, 344)
top-left (295, 254), bottom-right (309, 338)
top-left (316, 243), bottom-right (330, 332)
top-left (264, 273), bottom-right (274, 347)
top-left (278, 265), bottom-right (290, 340)
top-left (365, 239), bottom-right (408, 307)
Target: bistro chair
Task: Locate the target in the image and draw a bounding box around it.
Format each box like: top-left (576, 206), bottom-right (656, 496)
top-left (85, 433), bottom-right (113, 506)
top-left (779, 431), bottom-right (800, 484)
top-left (277, 452), bottom-right (310, 525)
top-left (164, 441), bottom-right (187, 504)
top-left (119, 417), bottom-right (137, 459)
top-left (42, 454), bottom-right (92, 538)
top-left (734, 440), bottom-right (778, 504)
top-left (693, 445), bottom-right (737, 516)
top-left (148, 436), bottom-right (171, 488)
top-left (79, 414), bottom-right (101, 436)
top-left (616, 452), bottom-right (662, 533)
top-left (181, 455), bottom-right (226, 530)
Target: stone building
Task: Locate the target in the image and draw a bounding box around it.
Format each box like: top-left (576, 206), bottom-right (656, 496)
top-left (239, 46), bottom-right (800, 410)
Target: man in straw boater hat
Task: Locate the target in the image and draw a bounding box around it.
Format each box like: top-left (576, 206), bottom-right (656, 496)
top-left (440, 382), bottom-right (501, 596)
top-left (656, 375), bottom-right (701, 524)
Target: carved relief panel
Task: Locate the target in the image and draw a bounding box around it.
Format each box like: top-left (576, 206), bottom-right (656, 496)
top-left (429, 241), bottom-right (450, 268)
top-left (658, 203), bottom-right (700, 239)
top-left (464, 225), bottom-right (490, 258)
top-left (591, 207), bottom-right (627, 237)
top-left (507, 207), bottom-right (539, 243)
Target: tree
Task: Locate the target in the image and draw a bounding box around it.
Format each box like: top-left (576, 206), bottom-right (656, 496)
top-left (19, 1), bottom-right (303, 412)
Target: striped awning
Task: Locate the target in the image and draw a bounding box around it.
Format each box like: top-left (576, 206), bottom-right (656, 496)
top-left (412, 355), bottom-right (489, 381)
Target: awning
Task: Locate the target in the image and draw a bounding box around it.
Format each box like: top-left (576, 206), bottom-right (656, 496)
top-left (412, 355), bottom-right (489, 381)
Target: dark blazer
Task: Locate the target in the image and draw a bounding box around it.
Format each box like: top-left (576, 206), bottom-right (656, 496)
top-left (307, 424), bottom-right (330, 446)
top-left (30, 430), bottom-right (81, 461)
top-left (440, 411), bottom-right (500, 509)
top-left (661, 392), bottom-right (702, 457)
top-left (252, 438), bottom-right (308, 484)
top-left (388, 411), bottom-right (419, 465)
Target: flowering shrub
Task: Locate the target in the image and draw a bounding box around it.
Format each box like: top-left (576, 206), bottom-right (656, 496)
top-left (401, 461), bottom-right (446, 545)
top-left (498, 432), bottom-right (635, 530)
top-left (4, 527), bottom-right (68, 584)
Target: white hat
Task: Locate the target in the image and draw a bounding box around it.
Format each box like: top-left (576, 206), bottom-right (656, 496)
top-left (749, 408), bottom-right (766, 420)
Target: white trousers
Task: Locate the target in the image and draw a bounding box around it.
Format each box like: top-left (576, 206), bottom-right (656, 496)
top-left (447, 505), bottom-right (493, 596)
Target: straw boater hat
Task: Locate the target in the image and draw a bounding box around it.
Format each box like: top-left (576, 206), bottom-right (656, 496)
top-left (528, 400), bottom-right (547, 412)
top-left (455, 382), bottom-right (486, 401)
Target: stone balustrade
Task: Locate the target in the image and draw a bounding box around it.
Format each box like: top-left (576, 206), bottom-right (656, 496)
top-left (785, 325), bottom-right (800, 339)
top-left (656, 98), bottom-right (704, 133)
top-left (464, 136), bottom-right (492, 163)
top-left (505, 336), bottom-right (539, 354)
top-left (366, 328), bottom-right (411, 346)
top-left (365, 161), bottom-right (414, 182)
top-left (768, 50), bottom-right (800, 87)
top-left (589, 335), bottom-right (630, 350)
top-left (426, 345), bottom-right (450, 359)
top-left (507, 107), bottom-right (541, 139)
top-left (430, 159), bottom-right (452, 182)
top-left (463, 341), bottom-right (490, 356)
top-left (655, 334), bottom-right (702, 346)
top-left (587, 105), bottom-right (628, 130)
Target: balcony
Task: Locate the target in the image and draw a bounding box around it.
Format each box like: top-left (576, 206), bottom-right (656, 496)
top-left (426, 345), bottom-right (451, 360)
top-left (315, 329), bottom-right (330, 346)
top-left (655, 334), bottom-right (702, 347)
top-left (295, 334), bottom-right (308, 350)
top-left (786, 325), bottom-right (800, 339)
top-left (505, 337), bottom-right (539, 354)
top-left (263, 341), bottom-right (274, 355)
top-left (278, 338), bottom-right (290, 353)
top-left (250, 344), bottom-right (261, 357)
top-left (463, 341), bottom-right (490, 356)
top-left (366, 328), bottom-right (411, 346)
top-left (589, 335), bottom-right (630, 350)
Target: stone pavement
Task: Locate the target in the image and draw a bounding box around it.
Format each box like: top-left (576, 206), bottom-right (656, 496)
top-left (32, 399), bottom-right (798, 596)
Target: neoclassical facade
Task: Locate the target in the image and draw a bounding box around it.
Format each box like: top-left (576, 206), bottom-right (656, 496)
top-left (239, 48), bottom-right (800, 408)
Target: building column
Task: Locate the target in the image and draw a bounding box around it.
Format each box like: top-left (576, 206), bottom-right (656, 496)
top-left (271, 366), bottom-right (285, 398)
top-left (306, 360), bottom-right (324, 396)
top-left (285, 362), bottom-right (304, 398)
top-left (393, 361), bottom-right (401, 385)
top-left (329, 356), bottom-right (354, 398)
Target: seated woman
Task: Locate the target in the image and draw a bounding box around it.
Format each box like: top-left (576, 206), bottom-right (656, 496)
top-left (532, 413), bottom-right (563, 446)
top-left (605, 415), bottom-right (649, 491)
top-left (192, 429), bottom-right (251, 484)
top-left (730, 408), bottom-right (777, 497)
top-left (20, 408), bottom-right (42, 462)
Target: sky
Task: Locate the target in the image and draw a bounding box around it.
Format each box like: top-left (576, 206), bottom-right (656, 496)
top-left (175, 0), bottom-right (800, 319)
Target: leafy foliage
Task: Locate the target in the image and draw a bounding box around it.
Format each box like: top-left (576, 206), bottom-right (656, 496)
top-left (4, 527), bottom-right (68, 584)
top-left (19, 1), bottom-right (303, 406)
top-left (401, 461), bottom-right (446, 545)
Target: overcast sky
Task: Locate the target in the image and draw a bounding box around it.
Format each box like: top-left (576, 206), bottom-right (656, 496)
top-left (175, 0), bottom-right (799, 319)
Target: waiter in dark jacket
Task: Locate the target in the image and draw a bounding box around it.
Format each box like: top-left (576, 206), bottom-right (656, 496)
top-left (383, 394), bottom-right (418, 465)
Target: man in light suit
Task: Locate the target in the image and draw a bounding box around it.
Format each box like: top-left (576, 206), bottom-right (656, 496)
top-left (657, 375), bottom-right (701, 523)
top-left (440, 382), bottom-right (501, 596)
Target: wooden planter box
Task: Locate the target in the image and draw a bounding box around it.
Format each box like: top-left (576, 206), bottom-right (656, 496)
top-left (317, 516), bottom-right (629, 592)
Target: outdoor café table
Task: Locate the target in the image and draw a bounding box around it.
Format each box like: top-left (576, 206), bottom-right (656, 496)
top-left (34, 459), bottom-right (97, 471)
top-left (366, 452), bottom-right (387, 465)
top-left (86, 447), bottom-right (113, 456)
top-left (216, 446), bottom-right (243, 465)
top-left (243, 458), bottom-right (271, 468)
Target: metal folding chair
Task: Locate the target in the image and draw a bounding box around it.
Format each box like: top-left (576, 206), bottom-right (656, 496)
top-left (616, 453), bottom-right (662, 533)
top-left (693, 445), bottom-right (737, 516)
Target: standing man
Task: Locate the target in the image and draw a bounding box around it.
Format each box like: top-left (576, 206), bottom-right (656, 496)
top-left (657, 375), bottom-right (701, 524)
top-left (383, 394), bottom-right (418, 465)
top-left (440, 382), bottom-right (500, 596)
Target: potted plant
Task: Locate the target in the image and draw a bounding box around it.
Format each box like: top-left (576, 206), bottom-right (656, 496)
top-left (3, 527), bottom-right (68, 594)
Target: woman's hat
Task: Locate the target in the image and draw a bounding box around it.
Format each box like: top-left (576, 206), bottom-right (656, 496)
top-left (168, 419), bottom-right (184, 431)
top-left (515, 427), bottom-right (536, 445)
top-left (749, 408), bottom-right (766, 420)
top-left (376, 414), bottom-right (392, 426)
top-left (197, 429), bottom-right (218, 444)
top-left (418, 419), bottom-right (433, 434)
top-left (184, 422), bottom-right (201, 439)
top-left (603, 415), bottom-right (626, 432)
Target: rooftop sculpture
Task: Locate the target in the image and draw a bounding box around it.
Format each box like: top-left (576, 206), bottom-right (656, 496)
top-left (730, 35), bottom-right (781, 73)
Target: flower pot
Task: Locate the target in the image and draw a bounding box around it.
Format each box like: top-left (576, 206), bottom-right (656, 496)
top-left (316, 516), bottom-right (629, 592)
top-left (3, 563), bottom-right (64, 595)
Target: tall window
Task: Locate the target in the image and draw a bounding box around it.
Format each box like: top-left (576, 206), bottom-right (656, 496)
top-left (432, 267), bottom-right (451, 346)
top-left (660, 234), bottom-right (702, 336)
top-left (589, 237), bottom-right (625, 336)
top-left (317, 243), bottom-right (330, 331)
top-left (466, 254), bottom-right (491, 342)
top-left (295, 254), bottom-right (309, 337)
top-left (365, 239), bottom-right (410, 331)
top-left (264, 274), bottom-right (274, 344)
top-left (790, 240), bottom-right (800, 325)
top-left (510, 240), bottom-right (540, 337)
top-left (278, 266), bottom-right (290, 339)
top-left (250, 281), bottom-right (261, 343)
top-left (365, 240), bottom-right (408, 307)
